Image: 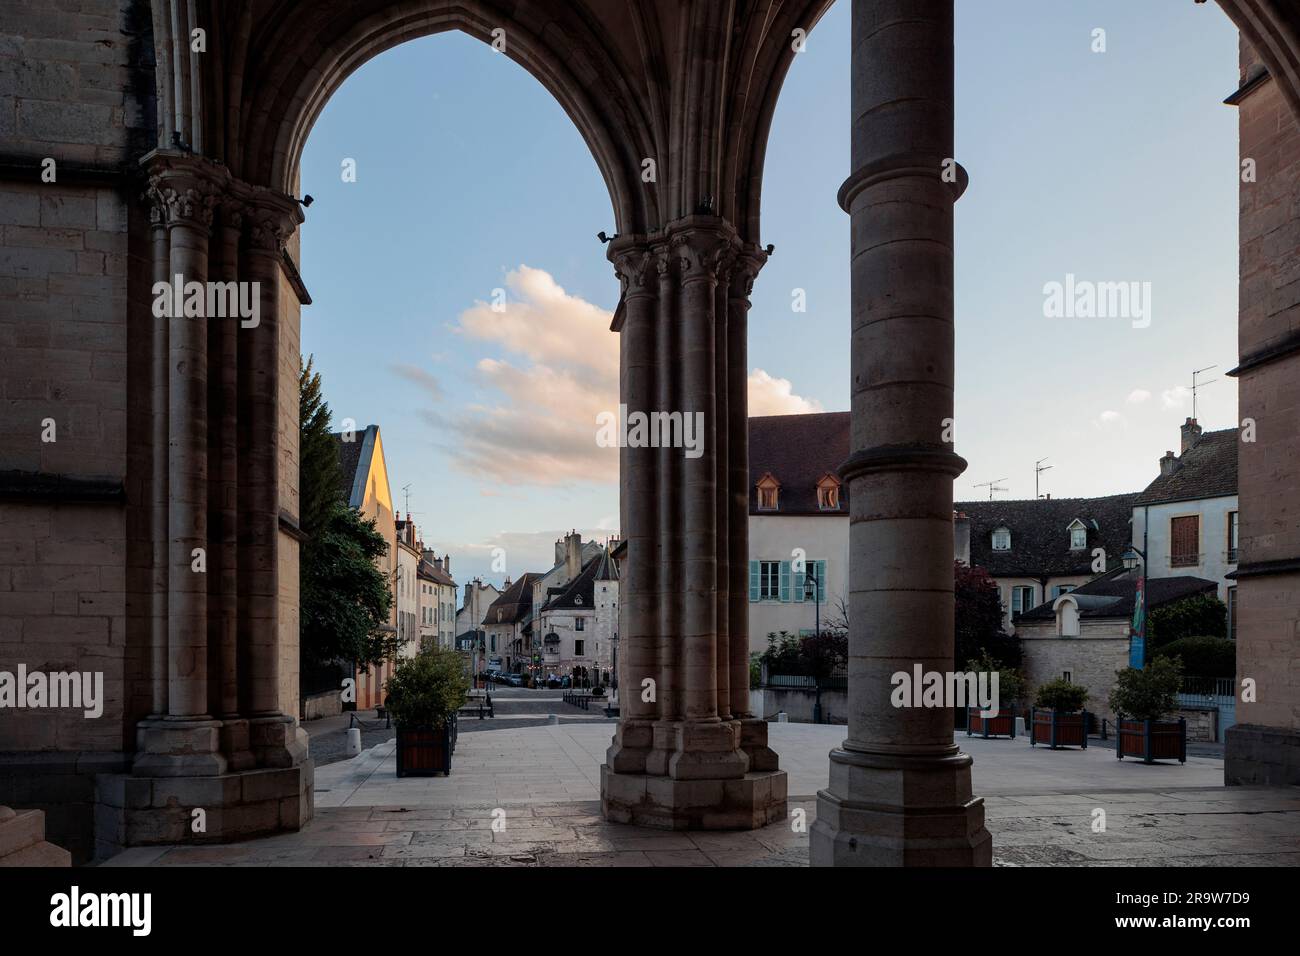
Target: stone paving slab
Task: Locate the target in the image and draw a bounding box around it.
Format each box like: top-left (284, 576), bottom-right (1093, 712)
top-left (98, 721), bottom-right (1300, 867)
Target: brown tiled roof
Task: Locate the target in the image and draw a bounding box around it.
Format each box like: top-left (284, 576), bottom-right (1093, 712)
top-left (1018, 568), bottom-right (1217, 621)
top-left (417, 559), bottom-right (455, 587)
top-left (1135, 428), bottom-right (1238, 505)
top-left (957, 494), bottom-right (1139, 578)
top-left (748, 412), bottom-right (850, 516)
top-left (485, 573), bottom-right (541, 625)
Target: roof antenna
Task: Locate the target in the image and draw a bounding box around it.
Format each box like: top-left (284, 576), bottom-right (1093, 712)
top-left (1191, 365), bottom-right (1217, 421)
top-left (974, 478), bottom-right (1008, 501)
top-left (1035, 458), bottom-right (1053, 499)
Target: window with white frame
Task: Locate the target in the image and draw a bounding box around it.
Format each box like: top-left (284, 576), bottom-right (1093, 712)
top-left (1067, 519), bottom-right (1087, 550)
top-left (1011, 585), bottom-right (1035, 615)
top-left (992, 527), bottom-right (1011, 551)
top-left (758, 560), bottom-right (780, 600)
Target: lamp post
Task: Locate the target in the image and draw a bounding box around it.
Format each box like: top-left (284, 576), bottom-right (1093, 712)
top-left (804, 564), bottom-right (822, 723)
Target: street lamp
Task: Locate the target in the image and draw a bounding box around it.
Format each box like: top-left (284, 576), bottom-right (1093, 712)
top-left (1121, 546), bottom-right (1144, 570)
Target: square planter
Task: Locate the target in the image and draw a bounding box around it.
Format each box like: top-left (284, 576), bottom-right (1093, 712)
top-left (1030, 707), bottom-right (1089, 749)
top-left (1116, 716), bottom-right (1186, 764)
top-left (966, 705), bottom-right (1017, 739)
top-left (395, 715), bottom-right (457, 777)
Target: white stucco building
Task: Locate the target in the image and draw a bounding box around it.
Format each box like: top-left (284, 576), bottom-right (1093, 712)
top-left (417, 549), bottom-right (457, 651)
top-left (535, 546), bottom-right (619, 683)
top-left (1131, 418), bottom-right (1239, 632)
top-left (393, 515), bottom-right (421, 659)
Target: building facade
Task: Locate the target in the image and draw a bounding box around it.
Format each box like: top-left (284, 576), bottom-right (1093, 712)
top-left (418, 549), bottom-right (457, 650)
top-left (393, 515), bottom-right (421, 659)
top-left (1131, 419), bottom-right (1239, 625)
top-left (535, 547), bottom-right (619, 682)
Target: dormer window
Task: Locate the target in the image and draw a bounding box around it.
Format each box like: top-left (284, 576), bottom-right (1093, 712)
top-left (992, 527), bottom-right (1011, 551)
top-left (816, 474), bottom-right (841, 511)
top-left (756, 473), bottom-right (780, 511)
top-left (1067, 519), bottom-right (1087, 550)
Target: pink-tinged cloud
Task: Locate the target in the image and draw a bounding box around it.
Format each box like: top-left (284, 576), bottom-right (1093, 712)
top-left (407, 266), bottom-right (823, 487)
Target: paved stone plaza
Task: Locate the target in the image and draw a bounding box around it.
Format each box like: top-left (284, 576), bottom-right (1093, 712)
top-left (99, 722), bottom-right (1300, 867)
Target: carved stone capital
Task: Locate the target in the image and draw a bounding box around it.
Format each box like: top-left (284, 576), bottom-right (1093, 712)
top-left (728, 245), bottom-right (767, 301)
top-left (663, 217), bottom-right (742, 284)
top-left (141, 150), bottom-right (227, 232)
top-left (610, 245), bottom-right (656, 296)
top-left (241, 188), bottom-right (303, 255)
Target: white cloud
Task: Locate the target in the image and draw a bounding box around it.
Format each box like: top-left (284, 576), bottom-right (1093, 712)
top-left (1092, 409), bottom-right (1124, 429)
top-left (747, 369), bottom-right (824, 416)
top-left (1126, 389), bottom-right (1151, 405)
top-left (407, 266), bottom-right (825, 486)
top-left (1161, 385), bottom-right (1190, 409)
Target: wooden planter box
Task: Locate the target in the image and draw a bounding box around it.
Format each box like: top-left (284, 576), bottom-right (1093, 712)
top-left (1116, 717), bottom-right (1186, 764)
top-left (966, 705), bottom-right (1017, 738)
top-left (1030, 708), bottom-right (1089, 749)
top-left (395, 715), bottom-right (458, 777)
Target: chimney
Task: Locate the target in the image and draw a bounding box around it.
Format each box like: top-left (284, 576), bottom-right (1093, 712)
top-left (1160, 450), bottom-right (1179, 477)
top-left (952, 512), bottom-right (971, 565)
top-left (443, 555), bottom-right (450, 574)
top-left (1181, 417), bottom-right (1202, 454)
top-left (565, 530), bottom-right (582, 581)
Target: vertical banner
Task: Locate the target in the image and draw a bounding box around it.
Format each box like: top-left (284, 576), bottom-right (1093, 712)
top-left (1129, 573), bottom-right (1146, 669)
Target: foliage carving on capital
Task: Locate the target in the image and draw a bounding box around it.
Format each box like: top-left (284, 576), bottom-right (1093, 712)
top-left (612, 248), bottom-right (655, 295)
top-left (728, 251), bottom-right (766, 300)
top-left (144, 178), bottom-right (218, 230)
top-left (669, 228), bottom-right (737, 282)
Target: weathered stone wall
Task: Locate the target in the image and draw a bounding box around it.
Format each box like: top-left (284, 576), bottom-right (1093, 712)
top-left (0, 0), bottom-right (155, 863)
top-left (1229, 33), bottom-right (1300, 782)
top-left (1018, 618), bottom-right (1129, 723)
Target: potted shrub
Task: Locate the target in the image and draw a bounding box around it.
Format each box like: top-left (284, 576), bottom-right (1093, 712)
top-left (965, 652), bottom-right (1024, 739)
top-left (1030, 678), bottom-right (1090, 749)
top-left (1110, 656), bottom-right (1187, 764)
top-left (591, 684), bottom-right (606, 698)
top-left (385, 647), bottom-right (469, 777)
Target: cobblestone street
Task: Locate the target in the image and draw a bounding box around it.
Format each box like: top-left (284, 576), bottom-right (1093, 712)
top-left (100, 719), bottom-right (1300, 868)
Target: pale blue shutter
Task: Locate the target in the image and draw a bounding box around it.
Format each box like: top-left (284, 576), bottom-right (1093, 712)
top-left (816, 560), bottom-right (827, 603)
top-left (749, 561), bottom-right (760, 601)
top-left (793, 562), bottom-right (806, 603)
top-left (779, 561), bottom-right (791, 602)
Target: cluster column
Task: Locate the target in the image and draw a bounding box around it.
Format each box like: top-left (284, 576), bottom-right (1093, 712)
top-left (809, 0), bottom-right (991, 866)
top-left (601, 217), bottom-right (786, 830)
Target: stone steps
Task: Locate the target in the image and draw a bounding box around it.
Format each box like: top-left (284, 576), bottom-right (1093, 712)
top-left (0, 808), bottom-right (71, 867)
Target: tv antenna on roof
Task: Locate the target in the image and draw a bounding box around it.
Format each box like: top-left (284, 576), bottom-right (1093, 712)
top-left (1191, 365), bottom-right (1218, 420)
top-left (974, 478), bottom-right (1008, 501)
top-left (401, 483), bottom-right (413, 519)
top-left (1035, 458), bottom-right (1053, 499)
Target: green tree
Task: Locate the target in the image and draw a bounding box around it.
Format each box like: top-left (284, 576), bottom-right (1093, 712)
top-left (300, 502), bottom-right (396, 668)
top-left (299, 354), bottom-right (342, 541)
top-left (955, 562), bottom-right (1020, 670)
top-left (1148, 593), bottom-right (1227, 651)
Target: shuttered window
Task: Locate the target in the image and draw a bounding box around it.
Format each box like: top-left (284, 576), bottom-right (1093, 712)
top-left (1170, 515), bottom-right (1200, 567)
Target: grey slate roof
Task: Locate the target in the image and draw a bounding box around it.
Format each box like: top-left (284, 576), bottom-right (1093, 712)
top-left (1018, 567), bottom-right (1218, 621)
top-left (1135, 428), bottom-right (1238, 505)
top-left (749, 412), bottom-right (850, 516)
top-left (541, 550), bottom-right (617, 612)
top-left (956, 493), bottom-right (1139, 578)
top-left (330, 424), bottom-right (378, 509)
top-left (484, 573), bottom-right (541, 625)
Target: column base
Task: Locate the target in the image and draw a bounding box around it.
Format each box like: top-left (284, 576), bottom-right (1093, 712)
top-left (1225, 723), bottom-right (1300, 786)
top-left (809, 746), bottom-right (992, 867)
top-left (93, 760), bottom-right (313, 858)
top-left (249, 714), bottom-right (310, 769)
top-left (219, 718), bottom-right (257, 772)
top-left (739, 717), bottom-right (780, 771)
top-left (132, 718), bottom-right (228, 777)
top-left (601, 763), bottom-right (787, 830)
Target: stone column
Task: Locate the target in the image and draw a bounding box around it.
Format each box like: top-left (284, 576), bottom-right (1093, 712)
top-left (147, 201), bottom-right (170, 721)
top-left (605, 241), bottom-right (657, 775)
top-left (728, 249), bottom-right (779, 771)
top-left (239, 189), bottom-right (308, 769)
top-left (601, 218), bottom-right (785, 829)
top-left (214, 200), bottom-right (254, 770)
top-left (810, 0), bottom-right (991, 866)
top-left (135, 154), bottom-right (226, 777)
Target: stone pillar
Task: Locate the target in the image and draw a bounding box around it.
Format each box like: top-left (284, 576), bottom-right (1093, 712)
top-left (810, 0), bottom-right (991, 866)
top-left (214, 201), bottom-right (254, 770)
top-left (148, 204), bottom-right (170, 720)
top-left (239, 189), bottom-right (308, 769)
top-left (136, 155), bottom-right (225, 777)
top-left (601, 219), bottom-right (786, 830)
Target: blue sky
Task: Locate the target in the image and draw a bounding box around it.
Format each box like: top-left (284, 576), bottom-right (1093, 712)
top-left (299, 0), bottom-right (1240, 585)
